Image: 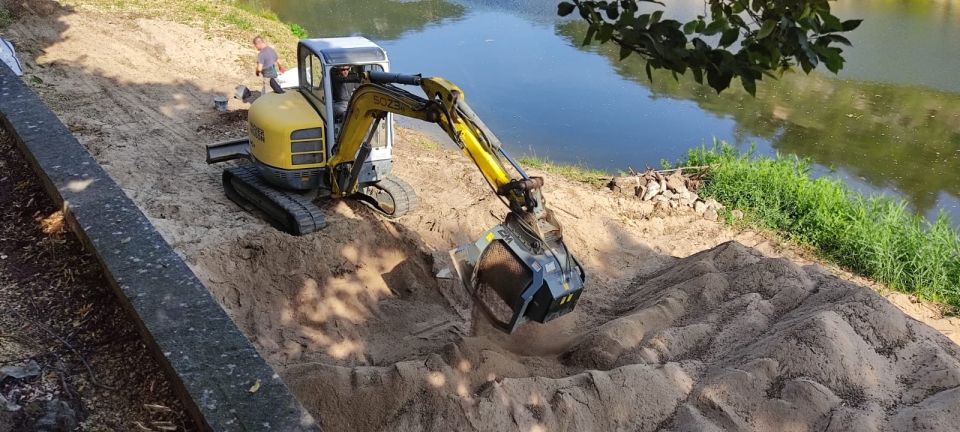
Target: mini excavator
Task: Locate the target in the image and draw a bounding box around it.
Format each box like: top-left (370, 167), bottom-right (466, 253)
top-left (206, 38), bottom-right (584, 333)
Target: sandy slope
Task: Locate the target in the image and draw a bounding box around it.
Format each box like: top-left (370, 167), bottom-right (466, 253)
top-left (6, 3), bottom-right (960, 431)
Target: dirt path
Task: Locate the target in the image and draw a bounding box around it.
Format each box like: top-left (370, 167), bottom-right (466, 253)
top-left (5, 2), bottom-right (960, 430)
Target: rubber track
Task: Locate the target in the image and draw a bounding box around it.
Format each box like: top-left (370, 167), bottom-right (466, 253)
top-left (222, 165), bottom-right (327, 235)
top-left (364, 175), bottom-right (418, 218)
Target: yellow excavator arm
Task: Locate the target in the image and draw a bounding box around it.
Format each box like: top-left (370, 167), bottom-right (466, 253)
top-left (329, 71), bottom-right (586, 333)
top-left (330, 73), bottom-right (530, 208)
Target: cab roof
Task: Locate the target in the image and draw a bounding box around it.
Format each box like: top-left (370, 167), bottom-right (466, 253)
top-left (299, 37), bottom-right (388, 66)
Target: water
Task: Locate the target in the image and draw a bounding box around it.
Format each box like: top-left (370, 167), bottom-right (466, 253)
top-left (262, 0), bottom-right (960, 225)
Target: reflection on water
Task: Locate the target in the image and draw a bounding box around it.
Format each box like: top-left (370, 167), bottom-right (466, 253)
top-left (260, 0), bottom-right (960, 224)
top-left (264, 0), bottom-right (465, 40)
top-left (833, 0), bottom-right (960, 93)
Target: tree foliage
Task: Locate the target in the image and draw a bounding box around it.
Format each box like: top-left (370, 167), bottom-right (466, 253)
top-left (558, 0), bottom-right (861, 95)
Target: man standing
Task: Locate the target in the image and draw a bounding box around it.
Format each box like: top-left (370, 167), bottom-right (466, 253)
top-left (253, 36), bottom-right (285, 94)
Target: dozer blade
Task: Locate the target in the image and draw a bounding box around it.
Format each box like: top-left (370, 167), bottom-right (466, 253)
top-left (450, 213), bottom-right (585, 334)
top-left (206, 138), bottom-right (250, 164)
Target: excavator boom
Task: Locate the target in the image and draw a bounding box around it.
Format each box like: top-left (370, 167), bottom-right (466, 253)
top-left (330, 71), bottom-right (586, 332)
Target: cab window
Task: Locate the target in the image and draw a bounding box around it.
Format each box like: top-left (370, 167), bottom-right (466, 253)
top-left (307, 54), bottom-right (324, 104)
top-left (357, 64), bottom-right (388, 148)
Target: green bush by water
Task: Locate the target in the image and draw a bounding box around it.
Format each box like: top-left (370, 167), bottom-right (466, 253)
top-left (684, 141), bottom-right (960, 310)
top-left (289, 23), bottom-right (308, 39)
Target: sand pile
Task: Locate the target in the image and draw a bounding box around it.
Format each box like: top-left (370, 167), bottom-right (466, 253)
top-left (271, 241), bottom-right (959, 431)
top-left (8, 5), bottom-right (960, 431)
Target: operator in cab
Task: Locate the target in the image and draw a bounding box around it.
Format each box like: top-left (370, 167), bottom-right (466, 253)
top-left (331, 65), bottom-right (360, 122)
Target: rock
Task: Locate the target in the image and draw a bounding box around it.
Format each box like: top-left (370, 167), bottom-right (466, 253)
top-left (608, 176), bottom-right (638, 195)
top-left (654, 195), bottom-right (669, 203)
top-left (704, 208), bottom-right (719, 221)
top-left (35, 400), bottom-right (76, 432)
top-left (642, 180), bottom-right (661, 201)
top-left (658, 177), bottom-right (668, 196)
top-left (669, 200), bottom-right (679, 209)
top-left (662, 190), bottom-right (675, 200)
top-left (666, 170), bottom-right (687, 193)
top-left (689, 191), bottom-right (699, 202)
top-left (679, 190), bottom-right (691, 201)
top-left (732, 209), bottom-right (744, 220)
top-left (435, 268), bottom-right (453, 279)
top-left (705, 198), bottom-right (723, 210)
top-left (0, 361), bottom-right (40, 380)
top-left (636, 183), bottom-right (647, 198)
top-left (694, 200), bottom-right (707, 214)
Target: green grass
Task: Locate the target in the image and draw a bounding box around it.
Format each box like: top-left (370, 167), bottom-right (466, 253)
top-left (0, 4), bottom-right (14, 29)
top-left (518, 155), bottom-right (609, 186)
top-left (682, 141), bottom-right (960, 310)
top-left (223, 11), bottom-right (253, 30)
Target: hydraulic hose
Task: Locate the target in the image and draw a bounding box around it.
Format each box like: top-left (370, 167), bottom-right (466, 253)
top-left (367, 71), bottom-right (422, 86)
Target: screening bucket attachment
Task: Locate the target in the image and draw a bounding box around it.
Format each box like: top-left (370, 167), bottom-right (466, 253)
top-left (450, 213), bottom-right (586, 334)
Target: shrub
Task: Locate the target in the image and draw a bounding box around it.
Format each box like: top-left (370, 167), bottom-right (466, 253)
top-left (289, 23), bottom-right (308, 39)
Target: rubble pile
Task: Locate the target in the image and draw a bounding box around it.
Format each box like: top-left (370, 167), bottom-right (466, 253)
top-left (607, 168), bottom-right (736, 221)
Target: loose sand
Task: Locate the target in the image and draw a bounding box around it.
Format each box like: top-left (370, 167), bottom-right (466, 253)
top-left (6, 2), bottom-right (960, 430)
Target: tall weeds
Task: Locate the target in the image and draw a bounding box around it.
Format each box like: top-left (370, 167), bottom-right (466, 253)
top-left (685, 141), bottom-right (960, 310)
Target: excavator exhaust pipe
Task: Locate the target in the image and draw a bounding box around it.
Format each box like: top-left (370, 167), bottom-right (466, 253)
top-left (450, 213), bottom-right (586, 334)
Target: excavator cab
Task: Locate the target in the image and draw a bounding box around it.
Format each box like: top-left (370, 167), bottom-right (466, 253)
top-left (206, 37), bottom-right (585, 333)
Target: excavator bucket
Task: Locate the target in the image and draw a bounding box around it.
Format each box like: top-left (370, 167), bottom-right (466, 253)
top-left (450, 214), bottom-right (585, 334)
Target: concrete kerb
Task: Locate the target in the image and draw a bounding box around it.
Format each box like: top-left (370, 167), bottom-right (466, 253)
top-left (0, 64), bottom-right (319, 431)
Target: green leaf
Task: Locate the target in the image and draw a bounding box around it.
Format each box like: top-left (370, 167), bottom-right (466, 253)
top-left (719, 28), bottom-right (739, 47)
top-left (740, 74), bottom-right (756, 96)
top-left (683, 20), bottom-right (698, 35)
top-left (695, 19), bottom-right (706, 33)
top-left (582, 25), bottom-right (598, 46)
top-left (605, 3), bottom-right (620, 20)
top-left (651, 10), bottom-right (664, 25)
top-left (691, 67), bottom-right (703, 84)
top-left (813, 45), bottom-right (844, 73)
top-left (597, 23), bottom-right (614, 42)
top-left (645, 61), bottom-right (654, 82)
top-left (757, 19), bottom-right (776, 39)
top-left (636, 13), bottom-right (650, 29)
top-left (821, 13), bottom-right (842, 32)
top-left (706, 68), bottom-right (733, 93)
top-left (619, 45), bottom-right (634, 60)
top-left (703, 18), bottom-right (727, 36)
top-left (841, 19), bottom-right (863, 31)
top-left (826, 34), bottom-right (852, 46)
top-left (558, 2), bottom-right (576, 17)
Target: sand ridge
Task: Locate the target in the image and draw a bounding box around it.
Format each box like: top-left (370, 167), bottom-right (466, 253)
top-left (6, 3), bottom-right (960, 431)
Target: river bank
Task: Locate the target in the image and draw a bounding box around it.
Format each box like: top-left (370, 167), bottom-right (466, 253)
top-left (3, 0), bottom-right (960, 430)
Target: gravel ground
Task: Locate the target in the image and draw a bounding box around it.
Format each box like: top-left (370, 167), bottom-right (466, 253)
top-left (0, 128), bottom-right (196, 431)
